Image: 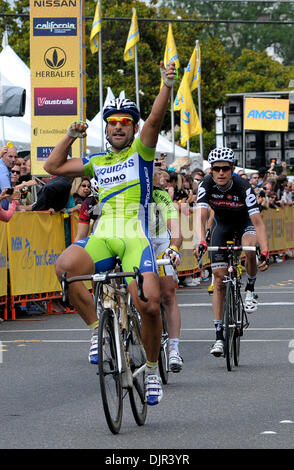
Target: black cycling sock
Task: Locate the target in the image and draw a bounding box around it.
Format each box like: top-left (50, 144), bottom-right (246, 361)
top-left (214, 320), bottom-right (224, 340)
top-left (245, 275), bottom-right (256, 292)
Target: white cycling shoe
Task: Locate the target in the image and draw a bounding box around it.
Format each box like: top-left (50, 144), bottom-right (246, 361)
top-left (210, 340), bottom-right (224, 357)
top-left (145, 374), bottom-right (163, 406)
top-left (244, 290), bottom-right (258, 313)
top-left (169, 351), bottom-right (183, 373)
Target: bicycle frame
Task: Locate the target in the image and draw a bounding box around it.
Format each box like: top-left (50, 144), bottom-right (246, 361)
top-left (207, 242), bottom-right (255, 370)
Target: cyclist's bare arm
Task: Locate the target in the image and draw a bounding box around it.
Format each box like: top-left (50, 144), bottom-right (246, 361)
top-left (44, 122), bottom-right (87, 177)
top-left (194, 207), bottom-right (209, 257)
top-left (249, 212), bottom-right (269, 271)
top-left (140, 61), bottom-right (176, 149)
top-left (167, 217), bottom-right (183, 251)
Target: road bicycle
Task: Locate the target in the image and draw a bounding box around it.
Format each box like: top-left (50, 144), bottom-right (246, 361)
top-left (200, 242), bottom-right (255, 371)
top-left (61, 261), bottom-right (148, 434)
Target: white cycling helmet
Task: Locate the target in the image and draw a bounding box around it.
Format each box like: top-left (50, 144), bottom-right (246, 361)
top-left (208, 147), bottom-right (235, 165)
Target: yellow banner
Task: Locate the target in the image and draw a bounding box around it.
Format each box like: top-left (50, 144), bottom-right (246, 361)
top-left (244, 98), bottom-right (289, 132)
top-left (30, 0), bottom-right (86, 175)
top-left (0, 222), bottom-right (8, 296)
top-left (7, 212), bottom-right (65, 296)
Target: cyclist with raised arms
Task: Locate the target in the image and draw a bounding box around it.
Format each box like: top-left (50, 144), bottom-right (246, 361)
top-left (44, 61), bottom-right (176, 406)
top-left (194, 147), bottom-right (269, 357)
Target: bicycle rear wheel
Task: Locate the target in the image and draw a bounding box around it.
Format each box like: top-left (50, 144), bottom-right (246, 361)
top-left (98, 308), bottom-right (123, 434)
top-left (128, 309), bottom-right (147, 426)
top-left (158, 305), bottom-right (169, 385)
top-left (224, 282), bottom-right (236, 371)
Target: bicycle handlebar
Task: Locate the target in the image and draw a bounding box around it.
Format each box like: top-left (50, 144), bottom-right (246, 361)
top-left (61, 266), bottom-right (148, 305)
top-left (207, 246), bottom-right (256, 252)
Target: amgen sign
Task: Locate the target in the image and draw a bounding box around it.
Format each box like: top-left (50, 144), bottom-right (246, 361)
top-left (244, 97), bottom-right (289, 131)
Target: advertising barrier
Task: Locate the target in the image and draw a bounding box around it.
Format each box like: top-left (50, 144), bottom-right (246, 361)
top-left (7, 212), bottom-right (65, 296)
top-left (0, 208), bottom-right (293, 319)
top-left (0, 221), bottom-right (8, 297)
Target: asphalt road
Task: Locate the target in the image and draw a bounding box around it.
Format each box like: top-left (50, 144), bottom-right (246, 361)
top-left (1, 258), bottom-right (294, 452)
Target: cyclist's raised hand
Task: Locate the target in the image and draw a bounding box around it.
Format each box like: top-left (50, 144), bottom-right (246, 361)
top-left (67, 121), bottom-right (88, 139)
top-left (258, 250), bottom-right (269, 271)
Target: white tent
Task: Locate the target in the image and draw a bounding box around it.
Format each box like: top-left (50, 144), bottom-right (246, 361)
top-left (0, 45), bottom-right (31, 148)
top-left (0, 43), bottom-right (101, 153)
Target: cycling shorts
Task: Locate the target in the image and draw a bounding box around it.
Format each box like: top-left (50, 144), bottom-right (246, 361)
top-left (74, 217), bottom-right (158, 285)
top-left (210, 216), bottom-right (256, 270)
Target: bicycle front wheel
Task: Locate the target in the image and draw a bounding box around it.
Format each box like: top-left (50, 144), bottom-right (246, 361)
top-left (98, 308), bottom-right (123, 434)
top-left (158, 305), bottom-right (169, 385)
top-left (224, 282), bottom-right (236, 372)
top-left (128, 309), bottom-right (147, 426)
top-left (233, 291), bottom-right (243, 366)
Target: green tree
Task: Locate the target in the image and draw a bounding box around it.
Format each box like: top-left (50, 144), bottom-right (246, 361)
top-left (162, 0), bottom-right (294, 65)
top-left (225, 49), bottom-right (294, 93)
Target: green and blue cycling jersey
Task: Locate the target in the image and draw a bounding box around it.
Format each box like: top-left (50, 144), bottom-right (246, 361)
top-left (75, 137), bottom-right (157, 282)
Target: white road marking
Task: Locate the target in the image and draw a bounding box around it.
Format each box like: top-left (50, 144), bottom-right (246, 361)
top-left (178, 302), bottom-right (294, 307)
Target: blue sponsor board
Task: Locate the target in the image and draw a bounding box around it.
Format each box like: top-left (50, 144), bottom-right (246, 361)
top-left (33, 17), bottom-right (77, 36)
top-left (37, 146), bottom-right (72, 160)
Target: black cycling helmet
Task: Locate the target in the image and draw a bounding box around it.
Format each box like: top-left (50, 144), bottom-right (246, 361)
top-left (103, 98), bottom-right (140, 124)
top-left (208, 147), bottom-right (235, 165)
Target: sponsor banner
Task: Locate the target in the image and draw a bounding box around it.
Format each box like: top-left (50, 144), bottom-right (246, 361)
top-left (7, 212), bottom-right (65, 296)
top-left (33, 17), bottom-right (77, 36)
top-left (34, 87), bottom-right (77, 116)
top-left (244, 97), bottom-right (289, 132)
top-left (30, 0), bottom-right (86, 175)
top-left (0, 222), bottom-right (7, 296)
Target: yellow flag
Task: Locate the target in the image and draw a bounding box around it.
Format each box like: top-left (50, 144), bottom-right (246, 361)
top-left (180, 76), bottom-right (202, 146)
top-left (161, 23), bottom-right (180, 88)
top-left (174, 45), bottom-right (200, 111)
top-left (90, 2), bottom-right (101, 54)
top-left (191, 43), bottom-right (201, 92)
top-left (124, 9), bottom-right (140, 62)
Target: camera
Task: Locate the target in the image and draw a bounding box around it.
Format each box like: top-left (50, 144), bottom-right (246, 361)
top-left (20, 186), bottom-right (29, 198)
top-left (5, 187), bottom-right (13, 195)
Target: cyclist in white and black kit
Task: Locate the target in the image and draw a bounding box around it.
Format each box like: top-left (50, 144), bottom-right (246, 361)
top-left (194, 147), bottom-right (269, 357)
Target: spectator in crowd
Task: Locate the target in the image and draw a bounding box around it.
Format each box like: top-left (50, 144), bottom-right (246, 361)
top-left (155, 170), bottom-right (170, 189)
top-left (17, 156), bottom-right (29, 180)
top-left (268, 192), bottom-right (282, 210)
top-left (74, 179), bottom-right (101, 242)
top-left (167, 171), bottom-right (188, 207)
top-left (191, 168), bottom-right (204, 184)
top-left (0, 144), bottom-right (17, 209)
top-left (281, 181), bottom-right (293, 206)
top-left (0, 187), bottom-right (20, 222)
top-left (154, 153), bottom-right (168, 170)
top-left (31, 175), bottom-right (73, 212)
top-left (275, 175), bottom-right (288, 200)
top-left (169, 156), bottom-right (192, 174)
top-left (255, 188), bottom-right (269, 211)
top-left (72, 176), bottom-right (91, 206)
top-left (249, 172), bottom-right (259, 192)
top-left (18, 153), bottom-right (32, 183)
top-left (10, 165), bottom-right (21, 187)
top-left (257, 167), bottom-right (269, 187)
